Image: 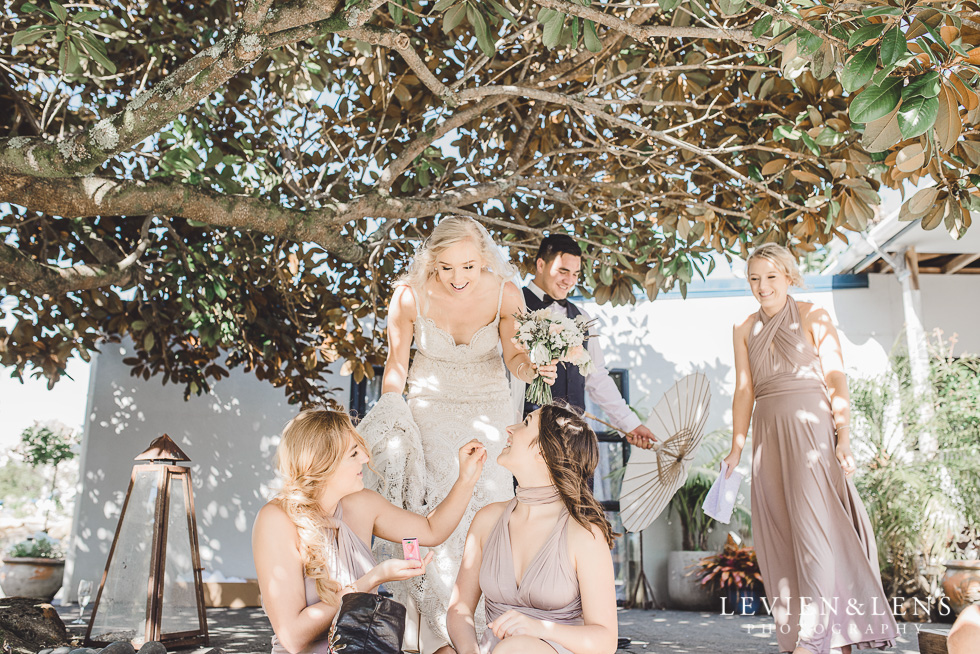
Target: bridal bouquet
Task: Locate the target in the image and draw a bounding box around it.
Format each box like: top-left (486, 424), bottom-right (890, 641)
top-left (512, 309), bottom-right (597, 406)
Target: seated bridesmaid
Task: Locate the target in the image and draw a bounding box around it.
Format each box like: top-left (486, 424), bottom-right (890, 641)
top-left (252, 409), bottom-right (486, 654)
top-left (447, 404), bottom-right (618, 654)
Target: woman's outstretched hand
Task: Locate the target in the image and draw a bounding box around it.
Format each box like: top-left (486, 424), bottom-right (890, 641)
top-left (458, 439), bottom-right (487, 485)
top-left (373, 550), bottom-right (434, 585)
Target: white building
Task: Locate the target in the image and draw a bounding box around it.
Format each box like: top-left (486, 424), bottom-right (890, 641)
top-left (65, 212), bottom-right (980, 610)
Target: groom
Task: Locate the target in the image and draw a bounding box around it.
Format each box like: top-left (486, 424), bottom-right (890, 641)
top-left (523, 234), bottom-right (656, 449)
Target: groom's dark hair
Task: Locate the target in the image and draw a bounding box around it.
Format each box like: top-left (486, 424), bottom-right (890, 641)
top-left (535, 233), bottom-right (582, 264)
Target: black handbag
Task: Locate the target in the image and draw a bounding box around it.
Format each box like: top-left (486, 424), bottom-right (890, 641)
top-left (328, 592), bottom-right (407, 654)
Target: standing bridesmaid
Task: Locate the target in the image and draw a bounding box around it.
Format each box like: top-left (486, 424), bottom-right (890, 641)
top-left (723, 244), bottom-right (898, 654)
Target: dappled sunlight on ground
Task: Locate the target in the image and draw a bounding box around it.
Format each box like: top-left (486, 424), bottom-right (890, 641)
top-left (55, 606), bottom-right (933, 653)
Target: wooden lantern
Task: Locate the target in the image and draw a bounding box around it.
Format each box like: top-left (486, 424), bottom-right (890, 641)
top-left (85, 434), bottom-right (209, 648)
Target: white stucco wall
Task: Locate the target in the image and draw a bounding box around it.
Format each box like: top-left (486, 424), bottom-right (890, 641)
top-left (65, 341), bottom-right (351, 600)
top-left (68, 272), bottom-right (980, 608)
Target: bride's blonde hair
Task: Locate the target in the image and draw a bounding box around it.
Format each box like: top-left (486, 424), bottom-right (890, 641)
top-left (400, 216), bottom-right (518, 289)
top-left (272, 409), bottom-right (369, 605)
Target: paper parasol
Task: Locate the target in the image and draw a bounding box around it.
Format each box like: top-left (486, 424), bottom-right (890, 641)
top-left (619, 372), bottom-right (711, 532)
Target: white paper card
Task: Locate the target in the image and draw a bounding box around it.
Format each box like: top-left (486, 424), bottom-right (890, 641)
top-left (701, 462), bottom-right (743, 524)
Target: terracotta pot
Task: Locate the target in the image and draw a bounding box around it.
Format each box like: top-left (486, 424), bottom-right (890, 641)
top-left (941, 559), bottom-right (980, 615)
top-left (667, 551), bottom-right (717, 611)
top-left (0, 557), bottom-right (65, 601)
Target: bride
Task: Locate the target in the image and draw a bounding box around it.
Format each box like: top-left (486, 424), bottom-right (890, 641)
top-left (360, 216), bottom-right (555, 654)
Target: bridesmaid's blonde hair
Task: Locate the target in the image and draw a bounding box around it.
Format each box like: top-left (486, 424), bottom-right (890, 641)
top-left (273, 409), bottom-right (369, 605)
top-left (400, 216), bottom-right (518, 289)
top-left (747, 243), bottom-right (805, 287)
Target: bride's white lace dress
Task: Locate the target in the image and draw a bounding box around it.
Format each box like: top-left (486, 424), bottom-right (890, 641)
top-left (359, 281), bottom-right (516, 650)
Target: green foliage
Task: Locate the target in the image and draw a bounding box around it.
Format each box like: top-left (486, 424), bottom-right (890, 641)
top-left (14, 1), bottom-right (115, 75)
top-left (668, 430), bottom-right (750, 551)
top-left (3, 0), bottom-right (980, 406)
top-left (851, 333), bottom-right (980, 601)
top-left (6, 533), bottom-right (63, 559)
top-left (0, 459), bottom-right (47, 510)
top-left (16, 422), bottom-right (76, 469)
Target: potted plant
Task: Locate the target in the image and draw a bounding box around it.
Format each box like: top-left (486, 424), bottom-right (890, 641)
top-left (942, 528), bottom-right (980, 616)
top-left (666, 429), bottom-right (750, 610)
top-left (0, 533), bottom-right (66, 601)
top-left (850, 335), bottom-right (980, 619)
top-left (695, 537), bottom-right (764, 615)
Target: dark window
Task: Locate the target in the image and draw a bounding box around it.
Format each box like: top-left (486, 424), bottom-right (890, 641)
top-left (349, 365), bottom-right (385, 423)
top-left (586, 368), bottom-right (640, 603)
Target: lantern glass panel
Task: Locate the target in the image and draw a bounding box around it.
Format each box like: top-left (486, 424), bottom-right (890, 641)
top-left (161, 476), bottom-right (199, 633)
top-left (89, 468), bottom-right (160, 643)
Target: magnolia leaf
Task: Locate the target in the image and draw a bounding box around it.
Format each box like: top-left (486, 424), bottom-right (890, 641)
top-left (717, 0), bottom-right (745, 16)
top-left (879, 27), bottom-right (906, 68)
top-left (486, 0), bottom-right (514, 22)
top-left (814, 126), bottom-right (844, 146)
top-left (863, 6), bottom-right (902, 17)
top-left (73, 9), bottom-right (101, 21)
top-left (79, 35), bottom-right (116, 72)
top-left (432, 0), bottom-right (456, 12)
top-left (583, 19), bottom-right (601, 53)
top-left (12, 27), bottom-right (50, 46)
top-left (541, 12), bottom-right (564, 48)
top-left (443, 3), bottom-right (466, 32)
top-left (908, 187), bottom-right (940, 215)
top-left (752, 14), bottom-right (772, 39)
top-left (898, 95), bottom-right (939, 139)
top-left (849, 77), bottom-right (903, 124)
top-left (848, 23), bottom-right (885, 49)
top-left (467, 4), bottom-right (494, 55)
top-left (934, 84), bottom-right (962, 152)
top-left (902, 71), bottom-right (942, 100)
top-left (797, 30), bottom-right (823, 57)
top-left (49, 0), bottom-right (67, 22)
top-left (761, 158), bottom-right (788, 176)
top-left (895, 143), bottom-right (926, 173)
top-left (919, 198), bottom-right (948, 230)
top-left (389, 1), bottom-right (403, 25)
top-left (841, 46), bottom-right (878, 92)
top-left (810, 39), bottom-right (836, 80)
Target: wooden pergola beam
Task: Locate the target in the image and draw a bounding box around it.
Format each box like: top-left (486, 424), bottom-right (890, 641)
top-left (941, 252), bottom-right (980, 274)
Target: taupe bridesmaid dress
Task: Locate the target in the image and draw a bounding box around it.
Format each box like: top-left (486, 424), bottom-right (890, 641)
top-left (748, 296), bottom-right (898, 653)
top-left (478, 486), bottom-right (584, 654)
top-left (269, 501), bottom-right (376, 654)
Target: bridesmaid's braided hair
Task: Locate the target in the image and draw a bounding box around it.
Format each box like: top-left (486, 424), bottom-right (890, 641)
top-left (272, 409), bottom-right (370, 605)
top-left (537, 403), bottom-right (618, 549)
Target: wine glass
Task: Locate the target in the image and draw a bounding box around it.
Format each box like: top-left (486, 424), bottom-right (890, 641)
top-left (73, 579), bottom-right (93, 624)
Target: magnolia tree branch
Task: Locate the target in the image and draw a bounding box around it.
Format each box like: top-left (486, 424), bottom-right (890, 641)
top-left (0, 174), bottom-right (523, 264)
top-left (243, 0), bottom-right (278, 30)
top-left (376, 96), bottom-right (510, 191)
top-left (0, 0), bottom-right (389, 179)
top-left (532, 0), bottom-right (771, 48)
top-left (742, 0), bottom-right (848, 51)
top-left (348, 27), bottom-right (458, 104)
top-left (456, 85), bottom-right (815, 213)
top-left (0, 217), bottom-right (153, 295)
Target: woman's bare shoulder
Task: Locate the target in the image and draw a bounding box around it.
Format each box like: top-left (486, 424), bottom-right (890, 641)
top-left (733, 312), bottom-right (757, 336)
